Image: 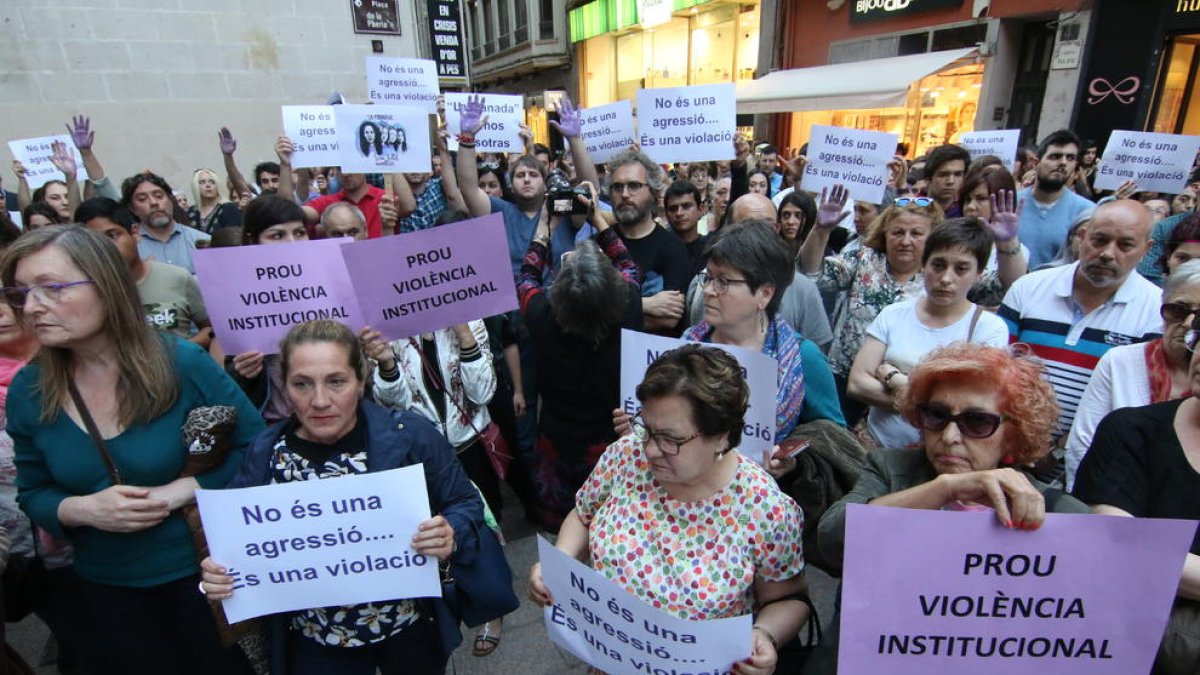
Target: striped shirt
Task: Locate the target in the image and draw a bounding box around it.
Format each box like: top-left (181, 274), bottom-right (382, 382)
top-left (998, 262), bottom-right (1162, 438)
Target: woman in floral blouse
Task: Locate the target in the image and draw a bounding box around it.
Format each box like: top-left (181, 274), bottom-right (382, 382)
top-left (530, 345), bottom-right (811, 675)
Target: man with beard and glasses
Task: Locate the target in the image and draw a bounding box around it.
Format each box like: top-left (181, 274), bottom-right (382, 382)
top-left (999, 199), bottom-right (1161, 477)
top-left (1017, 129), bottom-right (1096, 268)
top-left (121, 173), bottom-right (210, 274)
top-left (606, 150), bottom-right (692, 334)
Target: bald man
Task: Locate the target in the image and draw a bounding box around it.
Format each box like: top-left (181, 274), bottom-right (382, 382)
top-left (727, 192), bottom-right (776, 223)
top-left (1000, 199), bottom-right (1162, 480)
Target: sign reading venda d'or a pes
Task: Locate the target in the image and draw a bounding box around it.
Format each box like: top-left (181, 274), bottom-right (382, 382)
top-left (851, 0), bottom-right (964, 24)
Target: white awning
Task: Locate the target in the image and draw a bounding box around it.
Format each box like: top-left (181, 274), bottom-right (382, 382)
top-left (736, 48), bottom-right (979, 114)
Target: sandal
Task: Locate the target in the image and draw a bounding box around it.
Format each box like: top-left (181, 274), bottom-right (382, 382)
top-left (473, 621), bottom-right (502, 657)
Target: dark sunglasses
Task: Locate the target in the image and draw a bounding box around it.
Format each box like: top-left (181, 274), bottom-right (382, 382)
top-left (1161, 302), bottom-right (1200, 324)
top-left (915, 403), bottom-right (1005, 439)
top-left (895, 197), bottom-right (934, 207)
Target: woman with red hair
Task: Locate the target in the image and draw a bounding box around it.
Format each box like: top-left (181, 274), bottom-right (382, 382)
top-left (820, 342), bottom-right (1089, 566)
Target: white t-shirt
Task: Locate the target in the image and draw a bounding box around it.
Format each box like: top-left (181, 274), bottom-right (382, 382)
top-left (866, 296), bottom-right (1009, 448)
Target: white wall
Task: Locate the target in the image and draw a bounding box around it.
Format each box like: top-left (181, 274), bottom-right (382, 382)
top-left (0, 0), bottom-right (420, 197)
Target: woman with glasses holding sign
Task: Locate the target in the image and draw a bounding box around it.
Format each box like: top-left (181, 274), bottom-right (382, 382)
top-left (1, 225), bottom-right (265, 674)
top-left (529, 345), bottom-right (811, 675)
top-left (1063, 260), bottom-right (1200, 490)
top-left (807, 342), bottom-right (1089, 673)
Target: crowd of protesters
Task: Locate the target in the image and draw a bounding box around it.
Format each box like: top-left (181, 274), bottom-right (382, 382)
top-left (0, 91), bottom-right (1197, 675)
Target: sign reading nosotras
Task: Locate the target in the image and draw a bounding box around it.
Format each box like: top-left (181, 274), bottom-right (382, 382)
top-left (281, 106), bottom-right (340, 169)
top-left (443, 93), bottom-right (525, 153)
top-left (366, 57), bottom-right (441, 114)
top-left (619, 330), bottom-right (777, 462)
top-left (194, 239), bottom-right (365, 355)
top-left (426, 0), bottom-right (468, 83)
top-left (958, 129), bottom-right (1021, 167)
top-left (801, 124), bottom-right (897, 205)
top-left (578, 100), bottom-right (636, 164)
top-left (196, 466), bottom-right (441, 623)
top-left (538, 537), bottom-right (753, 674)
top-left (7, 135), bottom-right (88, 190)
top-left (839, 505), bottom-right (1194, 675)
top-left (1094, 130), bottom-right (1200, 195)
top-left (636, 83), bottom-right (737, 164)
top-left (340, 213), bottom-right (518, 341)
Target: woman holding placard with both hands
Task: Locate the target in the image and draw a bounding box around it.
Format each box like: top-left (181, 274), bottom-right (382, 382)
top-left (530, 345), bottom-right (811, 675)
top-left (200, 319), bottom-right (487, 675)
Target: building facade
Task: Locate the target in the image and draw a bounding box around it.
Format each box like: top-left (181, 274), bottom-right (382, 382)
top-left (759, 0), bottom-right (1093, 158)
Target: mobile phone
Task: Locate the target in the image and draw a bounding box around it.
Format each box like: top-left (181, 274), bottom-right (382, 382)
top-left (772, 438), bottom-right (810, 461)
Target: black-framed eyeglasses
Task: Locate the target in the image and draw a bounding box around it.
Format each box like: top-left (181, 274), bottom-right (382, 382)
top-left (629, 415), bottom-right (702, 456)
top-left (698, 270), bottom-right (751, 296)
top-left (895, 197), bottom-right (934, 208)
top-left (2, 280), bottom-right (95, 309)
top-left (1161, 302), bottom-right (1200, 324)
top-left (915, 403), bottom-right (1005, 439)
top-left (610, 181), bottom-right (647, 195)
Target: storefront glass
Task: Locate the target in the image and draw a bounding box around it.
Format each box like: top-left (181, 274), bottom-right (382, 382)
top-left (1152, 34), bottom-right (1200, 135)
top-left (783, 62), bottom-right (984, 157)
top-left (576, 0), bottom-right (760, 108)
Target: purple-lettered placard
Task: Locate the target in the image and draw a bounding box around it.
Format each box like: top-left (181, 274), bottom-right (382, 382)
top-left (839, 505), bottom-right (1194, 675)
top-left (340, 213), bottom-right (518, 339)
top-left (195, 239), bottom-right (364, 355)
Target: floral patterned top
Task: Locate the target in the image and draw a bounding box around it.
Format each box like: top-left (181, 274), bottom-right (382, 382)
top-left (813, 247), bottom-right (1000, 375)
top-left (682, 315), bottom-right (805, 442)
top-left (575, 435), bottom-right (805, 621)
top-left (269, 423), bottom-right (419, 647)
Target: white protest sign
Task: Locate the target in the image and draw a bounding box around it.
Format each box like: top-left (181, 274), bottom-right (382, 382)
top-left (801, 125), bottom-right (897, 205)
top-left (334, 104), bottom-right (432, 174)
top-left (619, 330), bottom-right (777, 461)
top-left (7, 135), bottom-right (88, 190)
top-left (281, 106), bottom-right (340, 169)
top-left (444, 93), bottom-right (525, 153)
top-left (538, 537), bottom-right (752, 674)
top-left (958, 129), bottom-right (1021, 166)
top-left (196, 466), bottom-right (441, 623)
top-left (637, 84), bottom-right (737, 164)
top-left (579, 100), bottom-right (636, 164)
top-left (1094, 130), bottom-right (1200, 194)
top-left (365, 56), bottom-right (441, 114)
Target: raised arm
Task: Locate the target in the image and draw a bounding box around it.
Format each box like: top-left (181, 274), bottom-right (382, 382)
top-left (435, 124), bottom-right (467, 214)
top-left (12, 163), bottom-right (30, 212)
top-left (551, 97), bottom-right (600, 190)
top-left (987, 189), bottom-right (1028, 289)
top-left (48, 141), bottom-right (82, 219)
top-left (219, 127), bottom-right (253, 200)
top-left (67, 115), bottom-right (117, 201)
top-left (453, 94), bottom-right (492, 217)
top-left (799, 184), bottom-right (850, 274)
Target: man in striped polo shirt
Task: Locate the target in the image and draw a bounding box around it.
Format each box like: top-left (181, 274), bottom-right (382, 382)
top-left (999, 200), bottom-right (1161, 479)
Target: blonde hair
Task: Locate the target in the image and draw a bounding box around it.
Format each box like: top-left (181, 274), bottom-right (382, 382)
top-left (0, 226), bottom-right (177, 425)
top-left (191, 168), bottom-right (228, 207)
top-left (862, 202), bottom-right (944, 253)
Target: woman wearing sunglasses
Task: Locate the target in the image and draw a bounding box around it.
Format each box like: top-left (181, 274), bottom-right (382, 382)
top-left (530, 345), bottom-right (811, 675)
top-left (2, 226), bottom-right (265, 674)
top-left (847, 218), bottom-right (1010, 449)
top-left (1063, 259), bottom-right (1200, 489)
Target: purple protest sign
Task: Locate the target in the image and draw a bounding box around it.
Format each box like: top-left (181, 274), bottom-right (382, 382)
top-left (340, 213), bottom-right (518, 339)
top-left (194, 239), bottom-right (364, 354)
top-left (839, 505), bottom-right (1193, 675)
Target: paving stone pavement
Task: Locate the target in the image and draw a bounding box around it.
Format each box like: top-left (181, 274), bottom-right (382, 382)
top-left (9, 485), bottom-right (837, 674)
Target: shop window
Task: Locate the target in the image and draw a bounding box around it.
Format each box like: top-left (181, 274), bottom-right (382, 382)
top-left (581, 34), bottom-right (617, 106)
top-left (1151, 35), bottom-right (1200, 134)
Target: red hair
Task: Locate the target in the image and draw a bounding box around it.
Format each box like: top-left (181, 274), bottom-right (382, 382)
top-left (899, 343), bottom-right (1059, 465)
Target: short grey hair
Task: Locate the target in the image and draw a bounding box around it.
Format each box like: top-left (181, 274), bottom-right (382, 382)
top-left (550, 239), bottom-right (628, 348)
top-left (320, 201), bottom-right (366, 228)
top-left (607, 149), bottom-right (665, 198)
top-left (1163, 259), bottom-right (1200, 300)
